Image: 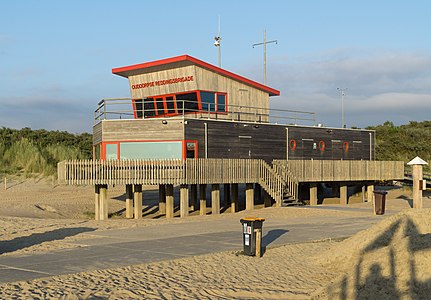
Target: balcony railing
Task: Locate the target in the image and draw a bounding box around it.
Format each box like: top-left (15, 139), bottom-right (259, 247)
top-left (94, 98), bottom-right (316, 126)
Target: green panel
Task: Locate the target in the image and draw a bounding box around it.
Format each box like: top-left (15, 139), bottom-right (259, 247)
top-left (106, 144), bottom-right (118, 160)
top-left (120, 141), bottom-right (182, 160)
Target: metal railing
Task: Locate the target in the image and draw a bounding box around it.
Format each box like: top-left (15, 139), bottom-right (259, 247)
top-left (94, 98), bottom-right (316, 126)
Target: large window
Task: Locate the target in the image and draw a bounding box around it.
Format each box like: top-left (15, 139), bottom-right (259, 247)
top-left (105, 143), bottom-right (118, 160)
top-left (133, 90), bottom-right (227, 119)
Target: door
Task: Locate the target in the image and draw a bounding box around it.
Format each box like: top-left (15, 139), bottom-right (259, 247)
top-left (238, 136), bottom-right (252, 158)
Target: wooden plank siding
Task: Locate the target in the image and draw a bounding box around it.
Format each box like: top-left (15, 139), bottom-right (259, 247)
top-left (93, 122), bottom-right (103, 145)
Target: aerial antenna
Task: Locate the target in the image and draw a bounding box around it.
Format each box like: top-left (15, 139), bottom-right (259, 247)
top-left (214, 15), bottom-right (221, 67)
top-left (252, 29), bottom-right (277, 85)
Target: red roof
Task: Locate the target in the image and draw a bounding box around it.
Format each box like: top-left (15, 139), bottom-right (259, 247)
top-left (112, 55), bottom-right (280, 96)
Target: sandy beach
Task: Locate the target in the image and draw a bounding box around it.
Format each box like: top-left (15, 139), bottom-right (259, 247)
top-left (0, 177), bottom-right (430, 299)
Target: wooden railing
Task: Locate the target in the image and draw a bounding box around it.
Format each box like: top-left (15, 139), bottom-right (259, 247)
top-left (273, 160), bottom-right (405, 182)
top-left (272, 161), bottom-right (299, 200)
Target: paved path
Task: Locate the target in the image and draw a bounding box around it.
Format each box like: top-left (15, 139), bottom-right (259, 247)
top-left (0, 206), bottom-right (395, 283)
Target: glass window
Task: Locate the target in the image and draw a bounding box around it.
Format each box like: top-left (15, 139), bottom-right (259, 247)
top-left (165, 96), bottom-right (175, 114)
top-left (155, 98), bottom-right (164, 115)
top-left (94, 144), bottom-right (101, 160)
top-left (120, 141), bottom-right (182, 160)
top-left (143, 98), bottom-right (156, 117)
top-left (176, 92), bottom-right (198, 113)
top-left (105, 143), bottom-right (118, 160)
top-left (134, 99), bottom-right (143, 118)
top-left (200, 91), bottom-right (216, 112)
top-left (217, 94), bottom-right (226, 112)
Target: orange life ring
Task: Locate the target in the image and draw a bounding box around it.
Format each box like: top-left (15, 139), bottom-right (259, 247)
top-left (343, 141), bottom-right (349, 152)
top-left (318, 141), bottom-right (325, 151)
top-left (289, 139), bottom-right (297, 150)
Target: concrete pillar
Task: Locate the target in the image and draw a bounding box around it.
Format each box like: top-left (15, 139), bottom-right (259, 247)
top-left (223, 184), bottom-right (230, 210)
top-left (340, 184), bottom-right (348, 205)
top-left (125, 184), bottom-right (134, 219)
top-left (133, 184), bottom-right (143, 219)
top-left (367, 184), bottom-right (374, 203)
top-left (211, 184), bottom-right (220, 215)
top-left (310, 183), bottom-right (318, 206)
top-left (231, 183), bottom-right (238, 213)
top-left (199, 184), bottom-right (207, 215)
top-left (263, 189), bottom-right (272, 207)
top-left (361, 185), bottom-right (366, 203)
top-left (159, 184), bottom-right (166, 215)
top-left (95, 185), bottom-right (100, 221)
top-left (246, 183), bottom-right (254, 210)
top-left (180, 184), bottom-right (189, 218)
top-left (190, 184), bottom-right (198, 211)
top-left (98, 184), bottom-right (108, 221)
top-left (165, 184), bottom-right (174, 219)
top-left (413, 164), bottom-right (423, 208)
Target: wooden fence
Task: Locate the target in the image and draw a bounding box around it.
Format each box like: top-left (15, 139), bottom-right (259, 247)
top-left (273, 160), bottom-right (405, 182)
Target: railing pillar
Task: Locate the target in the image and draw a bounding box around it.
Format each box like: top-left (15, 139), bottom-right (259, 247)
top-left (159, 184), bottom-right (166, 215)
top-left (125, 184), bottom-right (133, 218)
top-left (166, 184), bottom-right (174, 218)
top-left (310, 183), bottom-right (318, 206)
top-left (180, 184), bottom-right (189, 218)
top-left (199, 184), bottom-right (207, 215)
top-left (211, 184), bottom-right (220, 215)
top-left (246, 183), bottom-right (254, 210)
top-left (133, 184), bottom-right (143, 219)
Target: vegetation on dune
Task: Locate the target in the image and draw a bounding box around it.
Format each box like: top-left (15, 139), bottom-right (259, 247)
top-left (0, 127), bottom-right (92, 177)
top-left (0, 121), bottom-right (430, 177)
top-left (367, 121), bottom-right (431, 168)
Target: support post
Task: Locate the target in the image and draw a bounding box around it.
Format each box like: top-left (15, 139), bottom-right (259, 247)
top-left (133, 184), bottom-right (142, 219)
top-left (180, 184), bottom-right (189, 218)
top-left (99, 184), bottom-right (108, 220)
top-left (361, 185), bottom-right (366, 202)
top-left (199, 184), bottom-right (207, 215)
top-left (310, 183), bottom-right (318, 206)
top-left (166, 184), bottom-right (174, 218)
top-left (95, 185), bottom-right (100, 221)
top-left (159, 184), bottom-right (166, 215)
top-left (367, 184), bottom-right (374, 203)
top-left (263, 189), bottom-right (272, 207)
top-left (125, 184), bottom-right (133, 219)
top-left (255, 184), bottom-right (262, 204)
top-left (211, 184), bottom-right (220, 215)
top-left (246, 183), bottom-right (254, 210)
top-left (223, 184), bottom-right (230, 210)
top-left (340, 184), bottom-right (348, 205)
top-left (190, 184), bottom-right (198, 211)
top-left (231, 183), bottom-right (238, 213)
top-left (412, 164), bottom-right (423, 209)
top-left (255, 228), bottom-right (262, 258)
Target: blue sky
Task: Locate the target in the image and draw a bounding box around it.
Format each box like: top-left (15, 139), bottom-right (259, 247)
top-left (1, 0), bottom-right (430, 132)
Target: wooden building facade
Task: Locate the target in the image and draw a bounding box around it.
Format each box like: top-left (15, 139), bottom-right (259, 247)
top-left (93, 55), bottom-right (374, 162)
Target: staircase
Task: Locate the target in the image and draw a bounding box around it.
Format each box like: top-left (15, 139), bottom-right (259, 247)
top-left (258, 160), bottom-right (300, 207)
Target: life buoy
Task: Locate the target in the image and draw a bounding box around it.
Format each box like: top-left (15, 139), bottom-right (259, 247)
top-left (318, 141), bottom-right (325, 151)
top-left (289, 139), bottom-right (297, 150)
top-left (343, 142), bottom-right (349, 152)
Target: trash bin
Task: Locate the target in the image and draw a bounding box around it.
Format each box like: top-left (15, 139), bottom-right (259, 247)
top-left (240, 217), bottom-right (265, 256)
top-left (373, 191), bottom-right (387, 215)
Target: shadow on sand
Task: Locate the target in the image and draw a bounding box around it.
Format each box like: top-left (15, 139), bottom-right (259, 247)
top-left (0, 227), bottom-right (96, 255)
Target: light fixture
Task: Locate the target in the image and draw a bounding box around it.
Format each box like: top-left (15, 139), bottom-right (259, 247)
top-left (162, 120), bottom-right (167, 124)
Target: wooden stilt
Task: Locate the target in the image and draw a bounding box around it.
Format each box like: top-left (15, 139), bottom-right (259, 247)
top-left (340, 184), bottom-right (348, 205)
top-left (159, 184), bottom-right (166, 215)
top-left (223, 184), bottom-right (230, 210)
top-left (367, 184), bottom-right (374, 203)
top-left (180, 184), bottom-right (189, 218)
top-left (263, 189), bottom-right (272, 207)
top-left (166, 184), bottom-right (174, 218)
top-left (362, 185), bottom-right (366, 202)
top-left (190, 184), bottom-right (198, 211)
top-left (255, 184), bottom-right (261, 204)
top-left (231, 183), bottom-right (238, 213)
top-left (199, 184), bottom-right (207, 215)
top-left (95, 185), bottom-right (101, 221)
top-left (255, 229), bottom-right (262, 258)
top-left (310, 183), bottom-right (318, 206)
top-left (99, 184), bottom-right (108, 220)
top-left (125, 184), bottom-right (133, 219)
top-left (134, 184), bottom-right (142, 219)
top-left (246, 183), bottom-right (254, 210)
top-left (211, 184), bottom-right (220, 215)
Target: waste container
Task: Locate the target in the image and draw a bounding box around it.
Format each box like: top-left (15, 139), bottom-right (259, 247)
top-left (240, 217), bottom-right (265, 256)
top-left (373, 191), bottom-right (387, 215)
